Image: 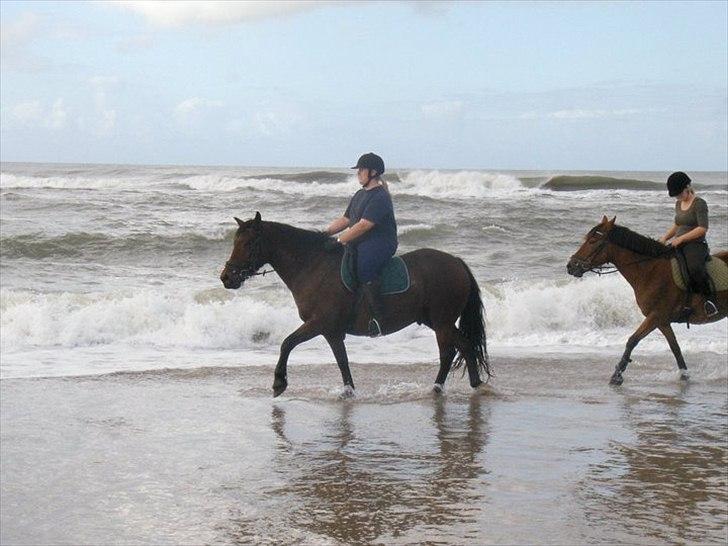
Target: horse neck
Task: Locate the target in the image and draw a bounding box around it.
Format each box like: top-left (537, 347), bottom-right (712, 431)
top-left (608, 243), bottom-right (664, 288)
top-left (262, 223), bottom-right (327, 291)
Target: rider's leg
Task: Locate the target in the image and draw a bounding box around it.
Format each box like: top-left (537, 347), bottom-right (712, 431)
top-left (356, 243), bottom-right (393, 337)
top-left (683, 241), bottom-right (717, 316)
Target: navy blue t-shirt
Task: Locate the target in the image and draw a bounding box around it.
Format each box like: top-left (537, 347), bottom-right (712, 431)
top-left (344, 186), bottom-right (398, 250)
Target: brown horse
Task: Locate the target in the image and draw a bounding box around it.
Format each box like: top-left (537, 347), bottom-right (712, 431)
top-left (567, 216), bottom-right (727, 385)
top-left (220, 212), bottom-right (490, 397)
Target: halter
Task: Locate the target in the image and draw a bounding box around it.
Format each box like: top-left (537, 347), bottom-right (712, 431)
top-left (225, 233), bottom-right (273, 281)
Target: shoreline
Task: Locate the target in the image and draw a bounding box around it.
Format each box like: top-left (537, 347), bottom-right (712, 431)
top-left (2, 354), bottom-right (726, 545)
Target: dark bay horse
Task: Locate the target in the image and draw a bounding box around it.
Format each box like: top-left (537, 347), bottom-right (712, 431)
top-left (567, 216), bottom-right (727, 385)
top-left (220, 212), bottom-right (490, 397)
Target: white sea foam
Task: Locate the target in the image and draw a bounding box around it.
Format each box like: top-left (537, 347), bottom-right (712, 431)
top-left (486, 276), bottom-right (727, 354)
top-left (3, 275), bottom-right (724, 378)
top-left (396, 170), bottom-right (527, 199)
top-left (1, 172), bottom-right (130, 190)
top-left (398, 223), bottom-right (435, 235)
top-left (1, 170), bottom-right (530, 199)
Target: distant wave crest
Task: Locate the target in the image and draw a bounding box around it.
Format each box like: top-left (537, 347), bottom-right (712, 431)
top-left (543, 175), bottom-right (662, 191)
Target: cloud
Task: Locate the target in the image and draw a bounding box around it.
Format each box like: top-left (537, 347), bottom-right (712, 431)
top-left (110, 1), bottom-right (331, 27)
top-left (254, 107), bottom-right (303, 136)
top-left (519, 108), bottom-right (650, 120)
top-left (421, 100), bottom-right (464, 119)
top-left (174, 97), bottom-right (224, 124)
top-left (49, 99), bottom-right (68, 129)
top-left (89, 77), bottom-right (119, 135)
top-left (9, 99), bottom-right (68, 130)
top-left (11, 100), bottom-right (43, 124)
top-left (116, 34), bottom-right (155, 52)
top-left (0, 12), bottom-right (50, 72)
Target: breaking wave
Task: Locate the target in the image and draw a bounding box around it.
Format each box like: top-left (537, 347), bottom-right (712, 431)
top-left (3, 276), bottom-right (724, 357)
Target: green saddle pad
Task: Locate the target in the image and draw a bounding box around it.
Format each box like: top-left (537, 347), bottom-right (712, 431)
top-left (671, 256), bottom-right (728, 291)
top-left (341, 254), bottom-right (410, 295)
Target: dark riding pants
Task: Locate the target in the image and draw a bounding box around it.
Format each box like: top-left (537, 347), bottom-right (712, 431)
top-left (355, 239), bottom-right (396, 283)
top-left (679, 240), bottom-right (712, 296)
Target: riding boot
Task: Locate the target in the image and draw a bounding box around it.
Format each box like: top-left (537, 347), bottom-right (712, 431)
top-left (699, 276), bottom-right (718, 317)
top-left (361, 280), bottom-right (384, 337)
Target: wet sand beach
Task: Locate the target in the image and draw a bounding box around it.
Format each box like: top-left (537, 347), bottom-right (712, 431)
top-left (2, 354), bottom-right (726, 545)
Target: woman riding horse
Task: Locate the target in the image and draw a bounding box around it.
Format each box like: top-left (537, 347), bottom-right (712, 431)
top-left (659, 171), bottom-right (718, 317)
top-left (325, 153), bottom-right (397, 337)
top-left (221, 212), bottom-right (490, 397)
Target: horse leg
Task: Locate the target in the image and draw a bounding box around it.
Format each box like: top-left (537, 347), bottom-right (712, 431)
top-left (323, 333), bottom-right (355, 397)
top-left (433, 327), bottom-right (456, 393)
top-left (273, 322), bottom-right (320, 397)
top-left (610, 314), bottom-right (659, 386)
top-left (658, 324), bottom-right (689, 380)
top-left (452, 329), bottom-right (483, 389)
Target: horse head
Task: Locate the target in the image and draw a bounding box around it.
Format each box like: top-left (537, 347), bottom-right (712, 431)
top-left (567, 215), bottom-right (616, 277)
top-left (220, 211), bottom-right (266, 289)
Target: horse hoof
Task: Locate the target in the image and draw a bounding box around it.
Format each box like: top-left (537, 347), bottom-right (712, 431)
top-left (433, 383), bottom-right (444, 394)
top-left (680, 371), bottom-right (690, 381)
top-left (609, 373), bottom-right (623, 386)
top-left (470, 379), bottom-right (484, 389)
top-left (339, 385), bottom-right (355, 399)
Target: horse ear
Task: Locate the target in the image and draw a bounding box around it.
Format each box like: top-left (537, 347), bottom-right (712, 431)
top-left (601, 215), bottom-right (609, 224)
top-left (609, 216), bottom-right (616, 226)
top-left (252, 211), bottom-right (261, 229)
top-left (234, 217), bottom-right (245, 227)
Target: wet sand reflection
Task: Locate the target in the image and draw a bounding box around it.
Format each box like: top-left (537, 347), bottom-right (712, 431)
top-left (234, 395), bottom-right (491, 544)
top-left (579, 384), bottom-right (728, 544)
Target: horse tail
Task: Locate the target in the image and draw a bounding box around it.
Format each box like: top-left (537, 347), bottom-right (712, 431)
top-left (453, 260), bottom-right (491, 380)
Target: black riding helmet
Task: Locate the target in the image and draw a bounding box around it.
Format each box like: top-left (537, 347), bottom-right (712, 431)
top-left (351, 152), bottom-right (385, 177)
top-left (667, 171), bottom-right (691, 197)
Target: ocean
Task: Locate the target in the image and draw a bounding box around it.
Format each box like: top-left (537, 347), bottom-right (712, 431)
top-left (1, 163), bottom-right (727, 544)
top-left (1, 163), bottom-right (726, 379)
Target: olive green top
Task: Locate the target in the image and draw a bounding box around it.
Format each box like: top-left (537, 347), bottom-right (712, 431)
top-left (675, 196), bottom-right (709, 239)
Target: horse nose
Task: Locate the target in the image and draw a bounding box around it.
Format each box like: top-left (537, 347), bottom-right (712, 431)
top-left (220, 271), bottom-right (229, 284)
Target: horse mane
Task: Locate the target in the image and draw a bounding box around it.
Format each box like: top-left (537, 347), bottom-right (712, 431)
top-left (608, 225), bottom-right (672, 258)
top-left (264, 221), bottom-right (332, 251)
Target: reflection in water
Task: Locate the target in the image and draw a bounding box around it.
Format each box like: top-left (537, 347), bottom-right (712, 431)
top-left (580, 386), bottom-right (728, 544)
top-left (228, 396), bottom-right (491, 544)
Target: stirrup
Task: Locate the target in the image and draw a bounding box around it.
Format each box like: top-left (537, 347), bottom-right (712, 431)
top-left (367, 318), bottom-right (382, 338)
top-left (704, 300), bottom-right (718, 317)
top-left (677, 306), bottom-right (693, 322)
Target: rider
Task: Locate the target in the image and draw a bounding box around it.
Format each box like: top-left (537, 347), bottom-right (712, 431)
top-left (325, 153), bottom-right (398, 337)
top-left (659, 171), bottom-right (718, 317)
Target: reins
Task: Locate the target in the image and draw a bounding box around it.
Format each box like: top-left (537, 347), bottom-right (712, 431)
top-left (580, 231), bottom-right (674, 276)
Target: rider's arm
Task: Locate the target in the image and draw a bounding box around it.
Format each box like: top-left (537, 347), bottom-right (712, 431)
top-left (659, 224), bottom-right (678, 244)
top-left (671, 226), bottom-right (707, 247)
top-left (338, 219), bottom-right (374, 244)
top-left (326, 216), bottom-right (349, 236)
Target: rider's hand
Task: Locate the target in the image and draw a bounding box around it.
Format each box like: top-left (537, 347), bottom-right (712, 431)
top-left (323, 237), bottom-right (343, 252)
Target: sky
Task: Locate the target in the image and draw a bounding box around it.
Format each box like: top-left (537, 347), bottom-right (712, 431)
top-left (1, 1), bottom-right (726, 170)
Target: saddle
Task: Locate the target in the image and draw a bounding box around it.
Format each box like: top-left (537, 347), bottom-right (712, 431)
top-left (340, 250), bottom-right (410, 295)
top-left (670, 255), bottom-right (728, 292)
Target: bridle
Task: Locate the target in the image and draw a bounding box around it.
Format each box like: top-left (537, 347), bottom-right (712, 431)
top-left (570, 229), bottom-right (616, 275)
top-left (225, 232), bottom-right (273, 281)
top-left (574, 227), bottom-right (672, 276)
